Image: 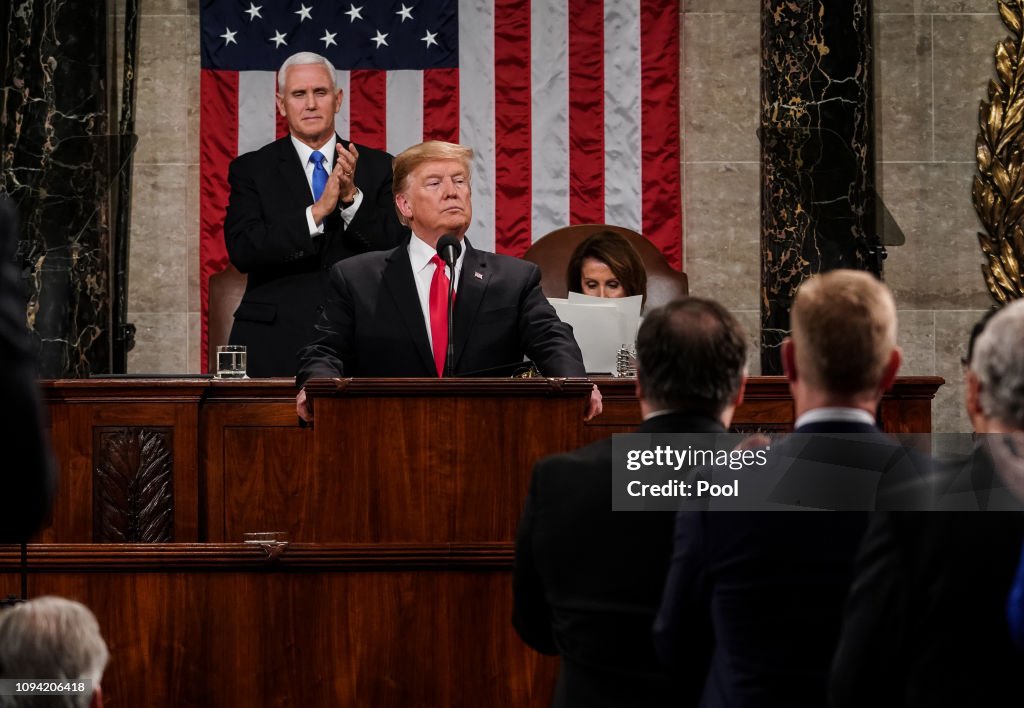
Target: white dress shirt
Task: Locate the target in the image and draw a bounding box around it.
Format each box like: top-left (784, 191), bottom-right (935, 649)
top-left (408, 233), bottom-right (464, 351)
top-left (794, 407), bottom-right (876, 429)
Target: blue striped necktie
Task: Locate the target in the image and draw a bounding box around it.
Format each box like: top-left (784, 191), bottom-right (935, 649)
top-left (310, 150), bottom-right (328, 202)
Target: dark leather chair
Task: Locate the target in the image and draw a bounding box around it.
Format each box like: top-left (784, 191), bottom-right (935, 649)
top-left (207, 264), bottom-right (247, 373)
top-left (521, 224), bottom-right (688, 310)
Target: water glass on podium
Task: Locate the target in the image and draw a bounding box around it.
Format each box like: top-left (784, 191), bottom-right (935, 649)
top-left (215, 345), bottom-right (248, 379)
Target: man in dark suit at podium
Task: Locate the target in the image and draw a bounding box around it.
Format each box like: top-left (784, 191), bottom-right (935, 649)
top-left (654, 270), bottom-right (906, 708)
top-left (295, 140), bottom-right (599, 421)
top-left (512, 298), bottom-right (749, 708)
top-left (0, 195), bottom-right (56, 542)
top-left (225, 51), bottom-right (407, 378)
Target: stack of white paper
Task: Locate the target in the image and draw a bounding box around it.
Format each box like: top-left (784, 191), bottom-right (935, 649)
top-left (549, 294), bottom-right (643, 374)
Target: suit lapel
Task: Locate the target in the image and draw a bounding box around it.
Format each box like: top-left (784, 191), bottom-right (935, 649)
top-left (276, 137), bottom-right (314, 211)
top-left (452, 241), bottom-right (488, 371)
top-left (382, 246), bottom-right (436, 375)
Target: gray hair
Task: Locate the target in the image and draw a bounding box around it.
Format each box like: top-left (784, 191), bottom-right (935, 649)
top-left (972, 299), bottom-right (1024, 429)
top-left (0, 597), bottom-right (109, 708)
top-left (277, 52), bottom-right (338, 93)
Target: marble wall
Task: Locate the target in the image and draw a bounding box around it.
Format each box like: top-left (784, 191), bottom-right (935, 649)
top-left (683, 0), bottom-right (1000, 433)
top-left (119, 0), bottom-right (199, 374)
top-left (3, 0), bottom-right (114, 377)
top-left (123, 0), bottom-right (1002, 432)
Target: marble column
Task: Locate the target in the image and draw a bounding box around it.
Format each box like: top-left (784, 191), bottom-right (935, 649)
top-left (760, 0), bottom-right (880, 374)
top-left (1, 0), bottom-right (113, 377)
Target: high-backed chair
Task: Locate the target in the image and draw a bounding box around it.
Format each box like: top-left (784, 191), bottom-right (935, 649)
top-left (521, 225), bottom-right (688, 310)
top-left (207, 264), bottom-right (247, 373)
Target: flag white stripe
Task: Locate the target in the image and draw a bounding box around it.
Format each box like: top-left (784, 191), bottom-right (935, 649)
top-left (603, 0), bottom-right (643, 231)
top-left (334, 69), bottom-right (351, 142)
top-left (459, 0), bottom-right (497, 252)
top-left (386, 71), bottom-right (425, 156)
top-left (531, 0), bottom-right (570, 243)
top-left (238, 71), bottom-right (278, 155)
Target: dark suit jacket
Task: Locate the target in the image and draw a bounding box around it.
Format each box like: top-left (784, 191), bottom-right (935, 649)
top-left (296, 239), bottom-right (585, 385)
top-left (654, 421), bottom-right (907, 708)
top-left (830, 448), bottom-right (1024, 708)
top-left (0, 195), bottom-right (56, 542)
top-left (225, 135), bottom-right (407, 377)
top-left (513, 412), bottom-right (726, 708)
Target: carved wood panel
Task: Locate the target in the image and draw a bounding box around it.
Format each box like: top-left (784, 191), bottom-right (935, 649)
top-left (93, 427), bottom-right (174, 543)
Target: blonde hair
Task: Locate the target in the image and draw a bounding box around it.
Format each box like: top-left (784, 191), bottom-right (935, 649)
top-left (392, 141), bottom-right (474, 225)
top-left (791, 269), bottom-right (897, 396)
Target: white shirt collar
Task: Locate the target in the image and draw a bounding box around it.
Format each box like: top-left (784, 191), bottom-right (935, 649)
top-left (290, 134), bottom-right (337, 169)
top-left (408, 232), bottom-right (465, 274)
top-left (794, 407), bottom-right (876, 429)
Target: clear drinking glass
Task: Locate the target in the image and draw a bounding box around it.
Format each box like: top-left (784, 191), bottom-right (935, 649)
top-left (215, 345), bottom-right (248, 379)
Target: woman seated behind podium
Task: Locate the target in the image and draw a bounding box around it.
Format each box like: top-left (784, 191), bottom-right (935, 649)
top-left (566, 230), bottom-right (648, 308)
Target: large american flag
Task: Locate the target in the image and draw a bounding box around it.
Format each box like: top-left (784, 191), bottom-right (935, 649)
top-left (199, 0), bottom-right (681, 369)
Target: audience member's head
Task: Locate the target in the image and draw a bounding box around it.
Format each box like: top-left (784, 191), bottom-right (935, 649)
top-left (566, 230), bottom-right (648, 306)
top-left (967, 300), bottom-right (1024, 433)
top-left (784, 269), bottom-right (900, 412)
top-left (635, 297), bottom-right (747, 423)
top-left (0, 596), bottom-right (108, 708)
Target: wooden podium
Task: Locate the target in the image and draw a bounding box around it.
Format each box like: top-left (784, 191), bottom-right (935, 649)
top-left (1, 376), bottom-right (942, 707)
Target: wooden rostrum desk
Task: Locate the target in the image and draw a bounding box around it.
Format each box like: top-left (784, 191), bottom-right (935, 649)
top-left (1, 376), bottom-right (941, 707)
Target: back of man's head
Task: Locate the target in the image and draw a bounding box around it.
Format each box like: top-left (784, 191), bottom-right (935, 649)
top-left (971, 299), bottom-right (1024, 430)
top-left (790, 269), bottom-right (898, 397)
top-left (636, 297), bottom-right (747, 416)
top-left (0, 597), bottom-right (108, 708)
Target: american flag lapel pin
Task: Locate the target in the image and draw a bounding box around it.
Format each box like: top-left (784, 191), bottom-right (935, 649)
top-left (474, 271), bottom-right (483, 280)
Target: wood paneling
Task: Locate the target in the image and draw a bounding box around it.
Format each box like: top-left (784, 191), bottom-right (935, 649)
top-left (4, 544), bottom-right (557, 708)
top-left (40, 380), bottom-right (203, 543)
top-left (302, 379), bottom-right (591, 544)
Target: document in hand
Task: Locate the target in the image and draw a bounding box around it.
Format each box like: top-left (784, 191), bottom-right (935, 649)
top-left (549, 294), bottom-right (643, 374)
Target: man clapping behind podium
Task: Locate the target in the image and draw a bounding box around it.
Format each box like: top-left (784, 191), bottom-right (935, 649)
top-left (296, 141), bottom-right (599, 421)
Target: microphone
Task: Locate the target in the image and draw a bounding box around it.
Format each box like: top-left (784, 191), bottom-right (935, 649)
top-left (436, 234), bottom-right (461, 268)
top-left (435, 235), bottom-right (461, 377)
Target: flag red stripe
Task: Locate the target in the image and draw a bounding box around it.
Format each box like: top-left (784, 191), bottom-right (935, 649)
top-left (640, 0), bottom-right (682, 269)
top-left (349, 70), bottom-right (387, 150)
top-left (493, 0), bottom-right (531, 256)
top-left (568, 0), bottom-right (604, 225)
top-left (199, 69), bottom-right (238, 372)
top-left (423, 68), bottom-right (460, 143)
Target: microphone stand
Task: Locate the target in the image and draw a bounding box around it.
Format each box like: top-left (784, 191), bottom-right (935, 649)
top-left (445, 265), bottom-right (456, 377)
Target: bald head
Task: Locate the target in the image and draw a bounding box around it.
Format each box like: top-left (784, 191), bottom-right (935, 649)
top-left (790, 269), bottom-right (898, 398)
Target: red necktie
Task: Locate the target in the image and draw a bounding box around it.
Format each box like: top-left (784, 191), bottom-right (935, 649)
top-left (429, 254), bottom-right (452, 376)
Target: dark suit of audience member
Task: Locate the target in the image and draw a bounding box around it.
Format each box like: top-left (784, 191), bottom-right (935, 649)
top-left (225, 52), bottom-right (406, 377)
top-left (655, 270), bottom-right (905, 708)
top-left (0, 195), bottom-right (56, 542)
top-left (831, 301), bottom-right (1024, 708)
top-left (295, 140), bottom-right (600, 423)
top-left (514, 298), bottom-right (749, 708)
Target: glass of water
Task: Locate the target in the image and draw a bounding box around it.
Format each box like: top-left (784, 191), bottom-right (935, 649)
top-left (216, 345), bottom-right (248, 379)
